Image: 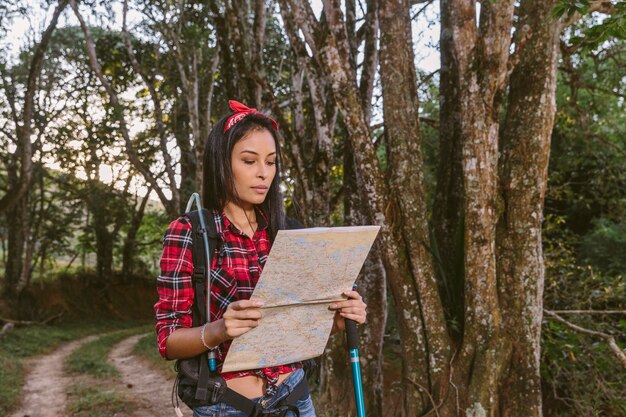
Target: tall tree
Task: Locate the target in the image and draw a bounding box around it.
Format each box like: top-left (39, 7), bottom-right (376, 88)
top-left (278, 0), bottom-right (623, 415)
top-left (0, 0), bottom-right (69, 297)
top-left (71, 0), bottom-right (185, 216)
top-left (0, 0), bottom-right (68, 214)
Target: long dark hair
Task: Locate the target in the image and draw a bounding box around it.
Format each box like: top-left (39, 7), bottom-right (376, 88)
top-left (202, 111), bottom-right (286, 239)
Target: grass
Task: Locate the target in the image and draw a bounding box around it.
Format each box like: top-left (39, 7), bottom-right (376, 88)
top-left (63, 325), bottom-right (152, 416)
top-left (132, 332), bottom-right (177, 379)
top-left (65, 326), bottom-right (150, 377)
top-left (0, 357), bottom-right (22, 417)
top-left (0, 319), bottom-right (148, 416)
top-left (66, 384), bottom-right (129, 417)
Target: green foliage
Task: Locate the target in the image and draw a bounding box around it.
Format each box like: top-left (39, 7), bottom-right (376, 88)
top-left (542, 318), bottom-right (626, 416)
top-left (132, 333), bottom-right (176, 378)
top-left (542, 212), bottom-right (626, 416)
top-left (542, 14), bottom-right (625, 414)
top-left (65, 327), bottom-right (147, 377)
top-left (553, 1), bottom-right (626, 50)
top-left (549, 35), bottom-right (626, 233)
top-left (542, 180), bottom-right (625, 416)
top-left (0, 354), bottom-right (22, 416)
top-left (119, 209), bottom-right (170, 275)
top-left (578, 218), bottom-right (626, 276)
top-left (543, 215), bottom-right (625, 312)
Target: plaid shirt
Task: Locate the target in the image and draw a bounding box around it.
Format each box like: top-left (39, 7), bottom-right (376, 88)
top-left (155, 208), bottom-right (301, 390)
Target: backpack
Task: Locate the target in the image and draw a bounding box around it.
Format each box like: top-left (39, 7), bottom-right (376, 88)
top-left (173, 208), bottom-right (317, 414)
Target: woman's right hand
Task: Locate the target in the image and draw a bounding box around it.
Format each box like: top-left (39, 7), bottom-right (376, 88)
top-left (221, 299), bottom-right (264, 339)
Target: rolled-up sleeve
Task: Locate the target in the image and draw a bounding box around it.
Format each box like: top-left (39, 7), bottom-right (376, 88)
top-left (154, 216), bottom-right (194, 359)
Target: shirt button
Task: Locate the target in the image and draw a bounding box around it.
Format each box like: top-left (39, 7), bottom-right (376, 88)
top-left (261, 399), bottom-right (267, 407)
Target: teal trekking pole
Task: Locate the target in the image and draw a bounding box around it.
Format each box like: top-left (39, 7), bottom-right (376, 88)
top-left (185, 193), bottom-right (217, 373)
top-left (345, 285), bottom-right (366, 417)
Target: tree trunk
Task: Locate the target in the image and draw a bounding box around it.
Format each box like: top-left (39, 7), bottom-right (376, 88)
top-left (316, 1), bottom-right (433, 413)
top-left (433, 0), bottom-right (466, 335)
top-left (261, 1), bottom-right (586, 416)
top-left (378, 0), bottom-right (452, 405)
top-left (345, 141), bottom-right (387, 417)
top-left (496, 1), bottom-right (561, 415)
top-left (16, 193), bottom-right (34, 293)
top-left (273, 2), bottom-right (387, 414)
top-left (92, 200), bottom-right (113, 281)
top-left (437, 0), bottom-right (517, 414)
top-left (174, 96), bottom-right (197, 213)
top-left (122, 190), bottom-right (151, 280)
top-left (275, 0), bottom-right (337, 226)
top-left (3, 187), bottom-right (25, 298)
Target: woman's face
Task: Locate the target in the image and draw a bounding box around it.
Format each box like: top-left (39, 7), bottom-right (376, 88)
top-left (230, 128), bottom-right (277, 209)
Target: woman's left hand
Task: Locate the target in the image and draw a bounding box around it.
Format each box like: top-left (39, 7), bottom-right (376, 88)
top-left (330, 289), bottom-right (367, 334)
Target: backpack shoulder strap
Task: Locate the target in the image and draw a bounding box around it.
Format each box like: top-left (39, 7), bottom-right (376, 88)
top-left (186, 208), bottom-right (218, 326)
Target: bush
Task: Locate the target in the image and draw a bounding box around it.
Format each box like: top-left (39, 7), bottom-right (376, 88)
top-left (578, 218), bottom-right (626, 277)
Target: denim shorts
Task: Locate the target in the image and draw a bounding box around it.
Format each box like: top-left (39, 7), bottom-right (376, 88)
top-left (193, 368), bottom-right (316, 417)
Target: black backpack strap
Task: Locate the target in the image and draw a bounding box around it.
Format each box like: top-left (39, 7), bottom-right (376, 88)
top-left (186, 208), bottom-right (218, 325)
top-left (219, 373), bottom-right (309, 417)
top-left (186, 208), bottom-right (219, 403)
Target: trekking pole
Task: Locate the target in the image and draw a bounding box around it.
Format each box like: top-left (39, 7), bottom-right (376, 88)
top-left (185, 193), bottom-right (217, 373)
top-left (345, 285), bottom-right (366, 417)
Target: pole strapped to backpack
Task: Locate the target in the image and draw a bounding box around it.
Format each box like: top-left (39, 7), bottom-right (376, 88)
top-left (185, 193), bottom-right (218, 374)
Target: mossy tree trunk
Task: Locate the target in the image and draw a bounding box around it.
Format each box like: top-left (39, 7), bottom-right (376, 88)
top-left (280, 0), bottom-right (570, 415)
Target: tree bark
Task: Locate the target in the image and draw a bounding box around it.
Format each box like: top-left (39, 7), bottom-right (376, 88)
top-left (433, 0), bottom-right (466, 335)
top-left (378, 0), bottom-right (452, 405)
top-left (315, 1), bottom-right (435, 413)
top-left (437, 0), bottom-right (517, 414)
top-left (496, 1), bottom-right (561, 415)
top-left (122, 188), bottom-right (151, 280)
top-left (16, 193), bottom-right (34, 292)
top-left (3, 162), bottom-right (25, 298)
top-left (277, 0), bottom-right (572, 415)
top-left (345, 140), bottom-right (387, 417)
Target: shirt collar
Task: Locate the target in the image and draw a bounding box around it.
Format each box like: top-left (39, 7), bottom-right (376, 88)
top-left (215, 206), bottom-right (269, 237)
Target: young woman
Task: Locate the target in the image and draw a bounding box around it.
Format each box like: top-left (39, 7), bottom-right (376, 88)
top-left (155, 100), bottom-right (367, 417)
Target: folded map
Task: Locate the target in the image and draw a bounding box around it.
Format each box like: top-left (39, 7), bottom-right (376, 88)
top-left (221, 225), bottom-right (380, 373)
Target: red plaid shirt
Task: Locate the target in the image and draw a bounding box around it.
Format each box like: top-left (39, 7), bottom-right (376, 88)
top-left (155, 208), bottom-right (301, 389)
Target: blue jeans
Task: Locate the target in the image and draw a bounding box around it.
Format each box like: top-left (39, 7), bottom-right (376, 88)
top-left (193, 368), bottom-right (316, 417)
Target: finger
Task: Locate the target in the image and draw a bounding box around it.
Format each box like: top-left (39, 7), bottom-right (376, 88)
top-left (239, 309), bottom-right (263, 320)
top-left (230, 319), bottom-right (261, 328)
top-left (338, 306), bottom-right (366, 315)
top-left (228, 326), bottom-right (257, 338)
top-left (329, 300), bottom-right (366, 310)
top-left (342, 290), bottom-right (362, 300)
top-left (225, 309), bottom-right (263, 320)
top-left (340, 312), bottom-right (366, 324)
top-left (229, 299), bottom-right (264, 310)
top-left (224, 320), bottom-right (260, 337)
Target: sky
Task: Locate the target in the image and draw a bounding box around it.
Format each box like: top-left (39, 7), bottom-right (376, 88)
top-left (5, 1), bottom-right (441, 203)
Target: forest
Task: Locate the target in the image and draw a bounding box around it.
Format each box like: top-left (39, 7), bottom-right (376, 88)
top-left (0, 1), bottom-right (624, 416)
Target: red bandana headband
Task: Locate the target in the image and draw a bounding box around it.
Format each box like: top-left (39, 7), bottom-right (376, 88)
top-left (224, 100), bottom-right (279, 133)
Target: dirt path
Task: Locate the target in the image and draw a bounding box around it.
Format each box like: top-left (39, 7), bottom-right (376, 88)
top-left (108, 333), bottom-right (192, 417)
top-left (9, 335), bottom-right (99, 417)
